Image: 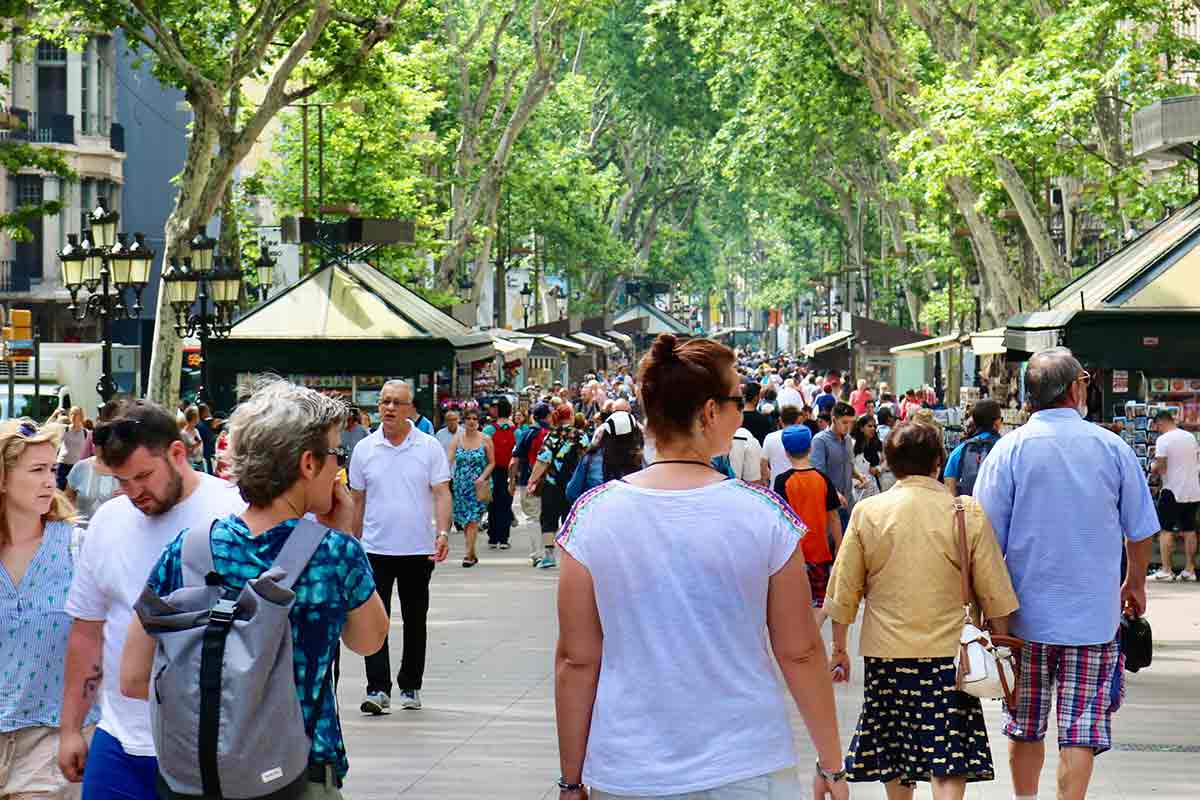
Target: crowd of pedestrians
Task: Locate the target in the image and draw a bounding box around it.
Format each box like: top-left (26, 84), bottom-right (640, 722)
top-left (0, 336), bottom-right (1177, 799)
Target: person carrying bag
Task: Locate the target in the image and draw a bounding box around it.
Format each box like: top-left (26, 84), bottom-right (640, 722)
top-left (953, 500), bottom-right (1025, 709)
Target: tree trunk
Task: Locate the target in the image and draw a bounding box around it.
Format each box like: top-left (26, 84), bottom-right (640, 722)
top-left (993, 155), bottom-right (1066, 281)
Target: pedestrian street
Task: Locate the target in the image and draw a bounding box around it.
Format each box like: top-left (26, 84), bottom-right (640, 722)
top-left (337, 519), bottom-right (1200, 799)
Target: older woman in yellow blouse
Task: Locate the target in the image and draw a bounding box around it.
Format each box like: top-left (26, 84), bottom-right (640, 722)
top-left (824, 420), bottom-right (1019, 800)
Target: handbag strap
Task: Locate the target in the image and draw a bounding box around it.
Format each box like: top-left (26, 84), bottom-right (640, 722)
top-left (955, 500), bottom-right (973, 612)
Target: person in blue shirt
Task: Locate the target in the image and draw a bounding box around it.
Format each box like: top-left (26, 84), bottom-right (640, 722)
top-left (122, 380), bottom-right (390, 795)
top-left (974, 347), bottom-right (1159, 800)
top-left (410, 407), bottom-right (435, 436)
top-left (943, 398), bottom-right (1003, 496)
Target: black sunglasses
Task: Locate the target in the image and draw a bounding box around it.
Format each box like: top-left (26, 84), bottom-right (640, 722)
top-left (715, 395), bottom-right (746, 411)
top-left (317, 446), bottom-right (348, 468)
top-left (16, 421), bottom-right (37, 437)
top-left (93, 418), bottom-right (142, 449)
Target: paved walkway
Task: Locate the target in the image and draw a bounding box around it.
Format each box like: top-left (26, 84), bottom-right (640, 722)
top-left (338, 521), bottom-right (1200, 798)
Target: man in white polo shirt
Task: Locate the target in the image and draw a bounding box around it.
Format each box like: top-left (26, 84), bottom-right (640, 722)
top-left (350, 380), bottom-right (451, 715)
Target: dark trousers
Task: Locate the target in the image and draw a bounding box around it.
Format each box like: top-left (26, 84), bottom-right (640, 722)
top-left (364, 553), bottom-right (434, 695)
top-left (488, 465), bottom-right (513, 544)
top-left (56, 462), bottom-right (72, 491)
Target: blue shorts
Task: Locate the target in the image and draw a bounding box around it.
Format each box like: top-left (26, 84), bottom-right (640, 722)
top-left (82, 727), bottom-right (158, 800)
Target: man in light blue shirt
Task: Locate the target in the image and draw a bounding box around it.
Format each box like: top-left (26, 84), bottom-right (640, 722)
top-left (974, 347), bottom-right (1159, 800)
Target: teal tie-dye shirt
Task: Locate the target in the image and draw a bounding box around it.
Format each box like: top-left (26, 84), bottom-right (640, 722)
top-left (145, 515), bottom-right (376, 782)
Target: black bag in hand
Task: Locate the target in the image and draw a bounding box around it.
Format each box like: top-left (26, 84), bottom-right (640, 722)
top-left (1119, 614), bottom-right (1152, 673)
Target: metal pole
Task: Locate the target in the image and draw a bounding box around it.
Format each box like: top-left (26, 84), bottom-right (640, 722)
top-left (32, 324), bottom-right (40, 416)
top-left (317, 104), bottom-right (324, 216)
top-left (198, 280), bottom-right (211, 406)
top-left (301, 104), bottom-right (310, 275)
top-left (98, 266), bottom-right (114, 403)
top-left (7, 354), bottom-right (13, 419)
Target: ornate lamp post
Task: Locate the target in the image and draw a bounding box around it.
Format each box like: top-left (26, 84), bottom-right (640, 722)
top-left (251, 243), bottom-right (277, 302)
top-left (161, 231), bottom-right (244, 404)
top-left (519, 282), bottom-right (534, 328)
top-left (56, 200), bottom-right (154, 402)
top-left (550, 284), bottom-right (567, 320)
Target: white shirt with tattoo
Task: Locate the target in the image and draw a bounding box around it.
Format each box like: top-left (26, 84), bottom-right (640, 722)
top-left (64, 475), bottom-right (245, 755)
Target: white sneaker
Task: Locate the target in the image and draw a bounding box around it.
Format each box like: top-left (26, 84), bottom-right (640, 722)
top-left (399, 690), bottom-right (422, 710)
top-left (1180, 570), bottom-right (1197, 582)
top-left (1152, 569), bottom-right (1176, 581)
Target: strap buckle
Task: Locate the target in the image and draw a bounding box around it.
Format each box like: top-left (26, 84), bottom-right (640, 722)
top-left (207, 599), bottom-right (238, 627)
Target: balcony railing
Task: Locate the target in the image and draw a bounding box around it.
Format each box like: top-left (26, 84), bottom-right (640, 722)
top-left (0, 260), bottom-right (33, 293)
top-left (0, 109), bottom-right (76, 145)
top-left (110, 122), bottom-right (125, 152)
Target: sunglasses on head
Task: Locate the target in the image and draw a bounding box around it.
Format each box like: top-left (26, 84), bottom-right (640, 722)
top-left (92, 418), bottom-right (142, 449)
top-left (16, 422), bottom-right (37, 437)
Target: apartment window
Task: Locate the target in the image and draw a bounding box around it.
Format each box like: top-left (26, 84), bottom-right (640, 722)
top-left (15, 175), bottom-right (43, 208)
top-left (79, 178), bottom-right (93, 233)
top-left (97, 36), bottom-right (111, 128)
top-left (81, 40), bottom-right (90, 133)
top-left (35, 41), bottom-right (67, 64)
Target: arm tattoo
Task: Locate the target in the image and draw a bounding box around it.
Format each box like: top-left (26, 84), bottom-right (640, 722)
top-left (83, 663), bottom-right (102, 699)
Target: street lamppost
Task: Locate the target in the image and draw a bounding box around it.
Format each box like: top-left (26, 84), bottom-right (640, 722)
top-left (520, 282), bottom-right (534, 328)
top-left (56, 200), bottom-right (154, 402)
top-left (550, 285), bottom-right (567, 320)
top-left (161, 231), bottom-right (245, 405)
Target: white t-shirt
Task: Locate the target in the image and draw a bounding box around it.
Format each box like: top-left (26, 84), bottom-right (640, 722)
top-left (556, 479), bottom-right (804, 796)
top-left (1156, 427), bottom-right (1200, 502)
top-left (349, 425), bottom-right (451, 555)
top-left (64, 473), bottom-right (246, 756)
top-left (762, 429), bottom-right (793, 484)
top-left (728, 427), bottom-right (764, 482)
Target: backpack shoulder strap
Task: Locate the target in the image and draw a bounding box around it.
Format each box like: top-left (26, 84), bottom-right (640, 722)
top-left (270, 518), bottom-right (330, 590)
top-left (181, 521), bottom-right (218, 587)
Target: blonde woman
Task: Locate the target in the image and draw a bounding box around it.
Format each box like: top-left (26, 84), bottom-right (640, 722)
top-left (55, 407), bottom-right (89, 490)
top-left (0, 420), bottom-right (97, 798)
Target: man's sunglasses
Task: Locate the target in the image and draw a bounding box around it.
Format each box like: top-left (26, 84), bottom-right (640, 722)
top-left (317, 446), bottom-right (348, 468)
top-left (715, 395), bottom-right (746, 411)
top-left (93, 418), bottom-right (142, 449)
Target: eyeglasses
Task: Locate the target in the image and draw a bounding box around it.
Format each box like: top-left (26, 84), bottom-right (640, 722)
top-left (317, 446), bottom-right (348, 468)
top-left (93, 418), bottom-right (142, 449)
top-left (714, 395), bottom-right (746, 411)
top-left (16, 422), bottom-right (37, 437)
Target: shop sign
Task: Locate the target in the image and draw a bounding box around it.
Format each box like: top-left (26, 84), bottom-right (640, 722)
top-left (1112, 370), bottom-right (1128, 393)
top-left (1143, 336), bottom-right (1159, 347)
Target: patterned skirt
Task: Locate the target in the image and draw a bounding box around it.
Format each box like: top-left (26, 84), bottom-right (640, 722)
top-left (845, 657), bottom-right (995, 786)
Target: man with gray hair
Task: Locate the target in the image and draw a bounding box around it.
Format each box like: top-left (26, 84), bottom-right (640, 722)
top-left (349, 380), bottom-right (451, 715)
top-left (974, 347), bottom-right (1159, 800)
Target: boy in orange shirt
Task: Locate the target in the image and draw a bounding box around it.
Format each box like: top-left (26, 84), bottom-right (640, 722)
top-left (772, 425), bottom-right (843, 627)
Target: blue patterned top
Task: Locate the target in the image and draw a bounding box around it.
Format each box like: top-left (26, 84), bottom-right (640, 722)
top-left (1, 521), bottom-right (100, 732)
top-left (146, 516), bottom-right (376, 781)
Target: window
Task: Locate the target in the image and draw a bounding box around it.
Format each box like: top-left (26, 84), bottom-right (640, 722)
top-left (79, 178), bottom-right (93, 233)
top-left (16, 175), bottom-right (43, 207)
top-left (35, 41), bottom-right (67, 63)
top-left (81, 39), bottom-right (90, 133)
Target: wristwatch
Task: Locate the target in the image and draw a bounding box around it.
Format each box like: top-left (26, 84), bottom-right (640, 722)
top-left (815, 761), bottom-right (848, 783)
top-left (558, 777), bottom-right (584, 794)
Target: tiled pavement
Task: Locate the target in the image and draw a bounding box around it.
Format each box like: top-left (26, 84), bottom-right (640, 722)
top-left (339, 521), bottom-right (1200, 799)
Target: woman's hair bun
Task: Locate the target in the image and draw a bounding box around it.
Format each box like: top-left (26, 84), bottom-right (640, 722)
top-left (650, 333), bottom-right (678, 361)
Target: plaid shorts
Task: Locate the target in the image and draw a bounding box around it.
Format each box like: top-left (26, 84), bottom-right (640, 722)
top-left (807, 561), bottom-right (833, 608)
top-left (1002, 639), bottom-right (1124, 754)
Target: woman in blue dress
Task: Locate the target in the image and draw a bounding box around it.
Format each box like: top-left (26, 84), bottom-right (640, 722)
top-left (449, 409), bottom-right (494, 568)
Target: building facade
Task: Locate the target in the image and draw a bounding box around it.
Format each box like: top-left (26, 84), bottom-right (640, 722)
top-left (1, 35), bottom-right (125, 341)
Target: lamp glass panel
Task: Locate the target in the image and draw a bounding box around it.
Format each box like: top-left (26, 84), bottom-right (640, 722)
top-left (110, 252), bottom-right (133, 286)
top-left (60, 256), bottom-right (85, 289)
top-left (83, 251), bottom-right (103, 286)
top-left (129, 253), bottom-right (153, 286)
top-left (256, 262), bottom-right (274, 289)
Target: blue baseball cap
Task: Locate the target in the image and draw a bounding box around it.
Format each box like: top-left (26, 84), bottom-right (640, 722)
top-left (781, 424), bottom-right (813, 456)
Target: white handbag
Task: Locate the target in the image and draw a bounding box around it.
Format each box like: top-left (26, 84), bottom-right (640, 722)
top-left (953, 501), bottom-right (1022, 707)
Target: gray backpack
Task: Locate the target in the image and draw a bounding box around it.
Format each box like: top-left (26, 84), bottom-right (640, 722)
top-left (134, 519), bottom-right (329, 800)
